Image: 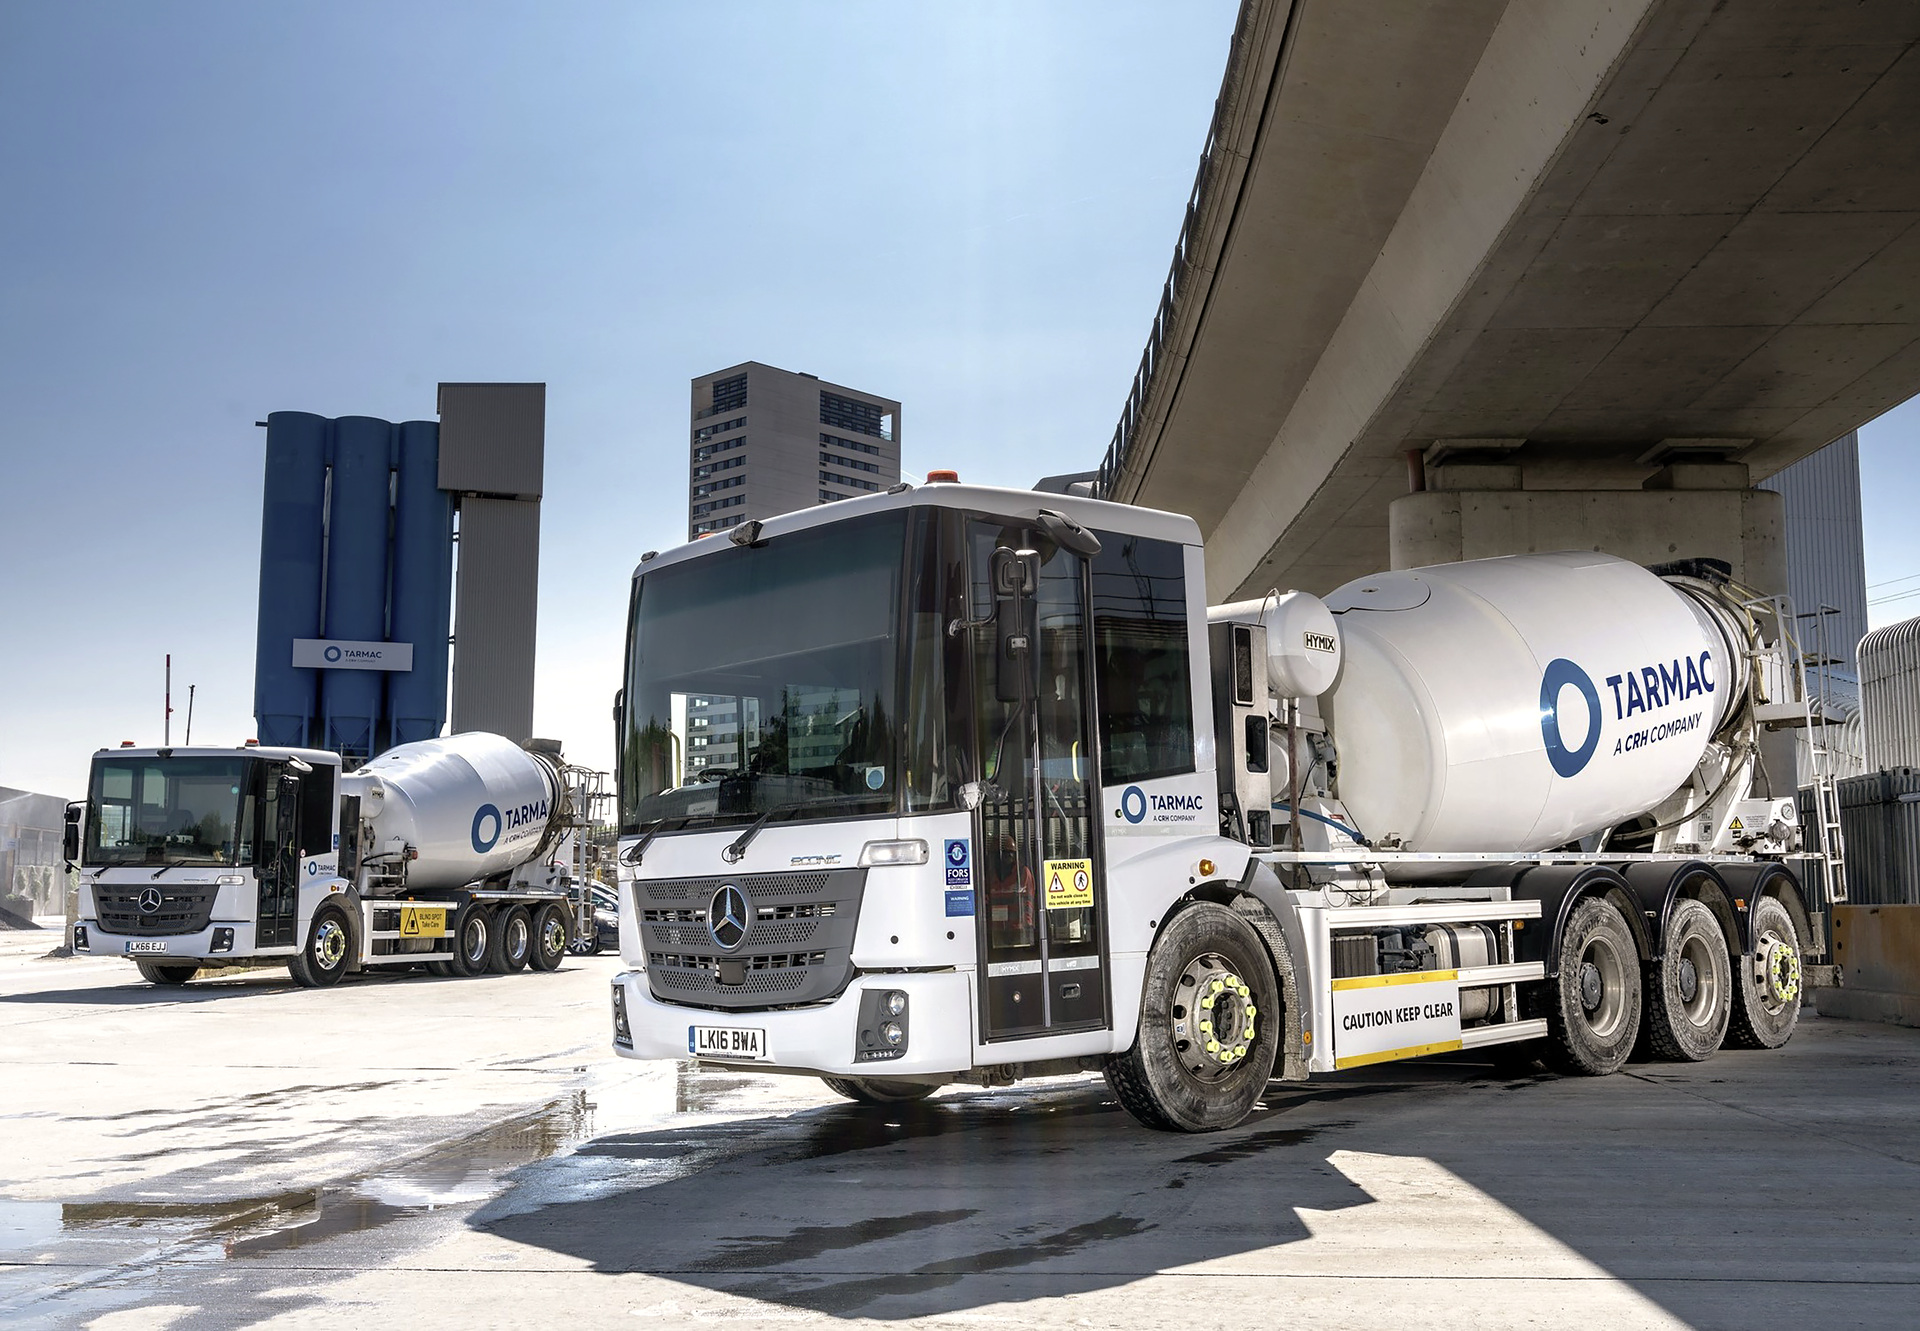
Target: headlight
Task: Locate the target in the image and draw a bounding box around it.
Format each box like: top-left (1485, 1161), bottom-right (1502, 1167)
top-left (858, 839), bottom-right (928, 867)
top-left (884, 990), bottom-right (908, 1017)
top-left (880, 1021), bottom-right (905, 1046)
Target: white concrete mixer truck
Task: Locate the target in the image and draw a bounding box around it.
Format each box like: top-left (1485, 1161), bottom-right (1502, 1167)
top-left (606, 483), bottom-right (1839, 1131)
top-left (66, 732), bottom-right (595, 987)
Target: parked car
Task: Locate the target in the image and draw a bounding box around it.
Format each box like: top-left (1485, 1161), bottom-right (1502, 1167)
top-left (569, 883), bottom-right (619, 955)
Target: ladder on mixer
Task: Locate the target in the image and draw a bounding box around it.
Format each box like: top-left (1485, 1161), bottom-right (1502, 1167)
top-left (1796, 605), bottom-right (1850, 905)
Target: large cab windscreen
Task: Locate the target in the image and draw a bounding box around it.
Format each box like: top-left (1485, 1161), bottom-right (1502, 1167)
top-left (620, 512), bottom-right (906, 832)
top-left (85, 756), bottom-right (255, 867)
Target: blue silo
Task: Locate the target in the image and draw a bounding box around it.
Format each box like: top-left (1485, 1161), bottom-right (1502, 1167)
top-left (318, 417), bottom-right (394, 757)
top-left (253, 413), bottom-right (328, 747)
top-left (386, 420), bottom-right (453, 746)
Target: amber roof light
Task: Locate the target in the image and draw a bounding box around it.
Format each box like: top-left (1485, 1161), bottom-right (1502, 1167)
top-left (926, 469), bottom-right (959, 483)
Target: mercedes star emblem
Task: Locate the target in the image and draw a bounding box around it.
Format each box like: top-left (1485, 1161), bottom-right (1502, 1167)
top-left (137, 887), bottom-right (164, 915)
top-left (707, 884), bottom-right (750, 952)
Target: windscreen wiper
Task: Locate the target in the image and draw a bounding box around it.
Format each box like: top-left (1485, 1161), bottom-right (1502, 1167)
top-left (621, 818), bottom-right (670, 867)
top-left (721, 796), bottom-right (853, 864)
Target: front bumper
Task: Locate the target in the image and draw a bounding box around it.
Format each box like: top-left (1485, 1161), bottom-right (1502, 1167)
top-left (75, 919), bottom-right (261, 960)
top-left (612, 967), bottom-right (976, 1078)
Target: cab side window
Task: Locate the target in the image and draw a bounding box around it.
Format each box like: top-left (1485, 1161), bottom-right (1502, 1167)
top-left (1090, 535), bottom-right (1195, 785)
top-left (298, 766), bottom-right (336, 857)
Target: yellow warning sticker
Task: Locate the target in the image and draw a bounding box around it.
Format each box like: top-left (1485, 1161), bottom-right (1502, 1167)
top-left (399, 906), bottom-right (449, 938)
top-left (1043, 858), bottom-right (1094, 910)
top-left (1729, 817), bottom-right (1744, 832)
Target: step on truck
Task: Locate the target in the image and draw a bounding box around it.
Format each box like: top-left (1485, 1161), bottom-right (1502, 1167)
top-left (69, 732), bottom-right (597, 987)
top-left (607, 481), bottom-right (1839, 1131)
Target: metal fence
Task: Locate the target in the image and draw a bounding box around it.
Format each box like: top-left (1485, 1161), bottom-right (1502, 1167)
top-left (1799, 768), bottom-right (1920, 907)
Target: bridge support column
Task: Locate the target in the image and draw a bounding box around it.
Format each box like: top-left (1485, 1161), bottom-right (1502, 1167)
top-left (1389, 459), bottom-right (1786, 594)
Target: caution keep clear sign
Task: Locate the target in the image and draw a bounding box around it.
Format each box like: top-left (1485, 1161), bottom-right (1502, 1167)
top-left (1330, 970), bottom-right (1462, 1069)
top-left (1042, 858), bottom-right (1093, 910)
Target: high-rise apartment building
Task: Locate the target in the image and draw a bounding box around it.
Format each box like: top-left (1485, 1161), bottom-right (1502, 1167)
top-left (688, 361), bottom-right (902, 540)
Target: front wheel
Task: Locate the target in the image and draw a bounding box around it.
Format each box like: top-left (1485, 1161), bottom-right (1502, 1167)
top-left (820, 1076), bottom-right (939, 1104)
top-left (1103, 900), bottom-right (1280, 1132)
top-left (1726, 895), bottom-right (1802, 1049)
top-left (135, 959), bottom-right (199, 986)
top-left (529, 903), bottom-right (570, 972)
top-left (288, 908), bottom-right (353, 988)
top-left (1542, 897), bottom-right (1642, 1075)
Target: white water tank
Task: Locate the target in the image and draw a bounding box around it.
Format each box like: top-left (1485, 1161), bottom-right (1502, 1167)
top-left (343, 732), bottom-right (563, 890)
top-left (1320, 551), bottom-right (1746, 852)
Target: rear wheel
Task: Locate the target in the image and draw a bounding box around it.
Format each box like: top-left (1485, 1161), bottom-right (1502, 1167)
top-left (820, 1077), bottom-right (939, 1104)
top-left (1543, 897), bottom-right (1642, 1075)
top-left (490, 905), bottom-right (533, 973)
top-left (1645, 898), bottom-right (1731, 1061)
top-left (451, 906), bottom-right (493, 977)
top-left (135, 960), bottom-right (199, 986)
top-left (1103, 900), bottom-right (1280, 1132)
top-left (529, 903), bottom-right (570, 972)
top-left (1726, 895), bottom-right (1802, 1049)
top-left (288, 907), bottom-right (353, 988)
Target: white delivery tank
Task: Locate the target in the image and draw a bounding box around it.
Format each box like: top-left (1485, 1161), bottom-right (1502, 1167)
top-left (1319, 551), bottom-right (1747, 852)
top-left (342, 732), bottom-right (563, 890)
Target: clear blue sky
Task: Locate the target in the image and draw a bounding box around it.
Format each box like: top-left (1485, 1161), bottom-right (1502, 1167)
top-left (2, 2), bottom-right (1916, 800)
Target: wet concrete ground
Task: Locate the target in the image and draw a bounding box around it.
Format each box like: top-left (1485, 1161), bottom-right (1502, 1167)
top-left (4, 926), bottom-right (1919, 1329)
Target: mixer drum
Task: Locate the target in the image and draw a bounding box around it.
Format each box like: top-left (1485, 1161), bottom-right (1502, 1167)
top-left (1320, 551), bottom-right (1742, 853)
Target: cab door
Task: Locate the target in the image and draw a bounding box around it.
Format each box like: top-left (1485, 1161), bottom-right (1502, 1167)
top-left (256, 767), bottom-right (300, 948)
top-left (966, 521), bottom-right (1109, 1041)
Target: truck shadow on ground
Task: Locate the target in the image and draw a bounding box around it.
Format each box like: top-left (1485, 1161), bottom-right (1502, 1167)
top-left (481, 1027), bottom-right (1920, 1326)
top-left (480, 1073), bottom-right (1401, 1319)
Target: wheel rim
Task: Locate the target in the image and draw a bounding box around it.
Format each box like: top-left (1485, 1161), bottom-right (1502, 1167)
top-left (1170, 951), bottom-right (1258, 1082)
top-left (541, 915), bottom-right (567, 958)
top-left (1576, 933), bottom-right (1628, 1039)
top-left (507, 913), bottom-right (530, 960)
top-left (1677, 932), bottom-right (1720, 1027)
top-left (313, 918), bottom-right (348, 971)
top-left (1758, 930), bottom-right (1801, 1010)
top-left (463, 917), bottom-right (488, 966)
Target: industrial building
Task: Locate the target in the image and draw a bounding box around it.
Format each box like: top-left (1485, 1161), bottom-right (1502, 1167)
top-left (688, 362), bottom-right (901, 540)
top-left (251, 383), bottom-right (546, 759)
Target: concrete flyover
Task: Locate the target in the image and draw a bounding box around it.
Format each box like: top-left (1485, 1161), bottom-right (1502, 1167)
top-left (1099, 0), bottom-right (1920, 601)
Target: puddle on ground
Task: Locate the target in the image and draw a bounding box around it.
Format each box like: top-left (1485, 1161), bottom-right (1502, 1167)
top-left (0, 1090), bottom-right (597, 1280)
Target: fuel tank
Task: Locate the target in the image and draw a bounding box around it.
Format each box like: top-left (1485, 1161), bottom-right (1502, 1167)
top-left (343, 732), bottom-right (563, 889)
top-left (1318, 551), bottom-right (1747, 853)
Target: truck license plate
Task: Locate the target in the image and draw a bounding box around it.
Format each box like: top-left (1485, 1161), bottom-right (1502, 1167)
top-left (126, 941), bottom-right (167, 954)
top-left (689, 1025), bottom-right (770, 1062)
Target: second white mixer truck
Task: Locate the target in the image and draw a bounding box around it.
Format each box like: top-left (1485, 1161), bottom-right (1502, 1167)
top-left (606, 483), bottom-right (1837, 1131)
top-left (67, 732), bottom-right (597, 987)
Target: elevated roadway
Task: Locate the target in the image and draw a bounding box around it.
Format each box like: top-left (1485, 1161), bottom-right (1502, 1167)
top-left (1101, 0), bottom-right (1920, 599)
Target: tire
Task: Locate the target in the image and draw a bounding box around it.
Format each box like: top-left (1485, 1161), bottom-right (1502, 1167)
top-left (1645, 898), bottom-right (1731, 1061)
top-left (820, 1076), bottom-right (939, 1104)
top-left (1726, 895), bottom-right (1802, 1050)
top-left (451, 906), bottom-right (493, 977)
top-left (424, 960), bottom-right (455, 977)
top-left (1542, 897), bottom-right (1642, 1075)
top-left (1102, 900), bottom-right (1280, 1132)
top-left (528, 903), bottom-right (570, 972)
top-left (288, 907), bottom-right (353, 988)
top-left (490, 905), bottom-right (533, 973)
top-left (135, 959), bottom-right (199, 986)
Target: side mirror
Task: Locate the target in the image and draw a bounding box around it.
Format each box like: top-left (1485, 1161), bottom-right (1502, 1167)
top-left (992, 546), bottom-right (1040, 703)
top-left (1034, 508), bottom-right (1101, 559)
top-left (63, 802), bottom-right (83, 865)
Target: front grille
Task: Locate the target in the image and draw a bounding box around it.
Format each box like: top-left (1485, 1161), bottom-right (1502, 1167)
top-left (95, 883), bottom-right (217, 937)
top-left (637, 870), bottom-right (864, 1011)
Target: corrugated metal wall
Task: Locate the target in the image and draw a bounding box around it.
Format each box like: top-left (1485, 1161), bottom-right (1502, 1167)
top-left (1862, 617), bottom-right (1920, 770)
top-left (1758, 431), bottom-right (1869, 674)
top-left (1800, 768), bottom-right (1920, 907)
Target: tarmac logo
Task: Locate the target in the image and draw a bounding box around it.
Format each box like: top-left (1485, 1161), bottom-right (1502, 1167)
top-left (1539, 658), bottom-right (1603, 778)
top-left (472, 804), bottom-right (502, 853)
